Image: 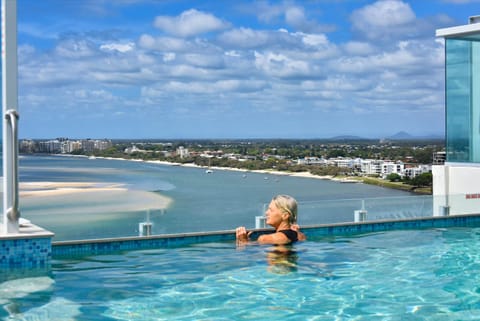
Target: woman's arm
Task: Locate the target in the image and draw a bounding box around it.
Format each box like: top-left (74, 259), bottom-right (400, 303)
top-left (236, 227), bottom-right (291, 245)
top-left (291, 224), bottom-right (307, 241)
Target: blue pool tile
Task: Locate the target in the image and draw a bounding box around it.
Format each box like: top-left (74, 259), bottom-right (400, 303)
top-left (4, 214), bottom-right (480, 267)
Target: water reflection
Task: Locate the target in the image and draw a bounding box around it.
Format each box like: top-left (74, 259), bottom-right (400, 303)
top-left (266, 245), bottom-right (298, 274)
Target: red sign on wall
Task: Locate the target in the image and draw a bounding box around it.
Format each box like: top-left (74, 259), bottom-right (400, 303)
top-left (466, 193), bottom-right (480, 199)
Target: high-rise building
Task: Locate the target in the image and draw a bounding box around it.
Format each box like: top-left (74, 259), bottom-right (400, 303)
top-left (434, 17), bottom-right (480, 216)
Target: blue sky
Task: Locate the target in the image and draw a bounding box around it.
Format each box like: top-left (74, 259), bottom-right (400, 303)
top-left (12, 0), bottom-right (480, 139)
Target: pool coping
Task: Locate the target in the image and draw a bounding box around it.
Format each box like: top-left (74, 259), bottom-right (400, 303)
top-left (51, 213), bottom-right (480, 257)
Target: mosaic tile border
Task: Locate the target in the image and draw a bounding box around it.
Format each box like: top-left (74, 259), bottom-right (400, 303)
top-left (52, 214), bottom-right (480, 257)
top-left (0, 237), bottom-right (52, 269)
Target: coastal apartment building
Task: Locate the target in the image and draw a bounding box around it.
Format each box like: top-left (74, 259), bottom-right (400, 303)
top-left (297, 156), bottom-right (422, 178)
top-left (20, 138), bottom-right (112, 154)
top-left (433, 17), bottom-right (480, 216)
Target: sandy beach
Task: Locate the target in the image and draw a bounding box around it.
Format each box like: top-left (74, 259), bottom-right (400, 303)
top-left (63, 155), bottom-right (362, 184)
top-left (155, 161), bottom-right (360, 182)
top-left (143, 159), bottom-right (343, 180)
top-left (54, 154), bottom-right (336, 181)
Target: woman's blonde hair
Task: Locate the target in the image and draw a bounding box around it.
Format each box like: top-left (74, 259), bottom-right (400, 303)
top-left (272, 194), bottom-right (298, 224)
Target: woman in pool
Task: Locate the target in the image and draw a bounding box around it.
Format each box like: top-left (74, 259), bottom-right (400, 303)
top-left (236, 194), bottom-right (306, 245)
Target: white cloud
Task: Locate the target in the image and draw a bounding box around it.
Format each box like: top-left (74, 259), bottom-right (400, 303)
top-left (154, 9), bottom-right (229, 37)
top-left (163, 52), bottom-right (176, 62)
top-left (72, 89), bottom-right (116, 101)
top-left (17, 0), bottom-right (454, 138)
top-left (342, 41), bottom-right (375, 55)
top-left (55, 39), bottom-right (97, 58)
top-left (138, 35), bottom-right (193, 52)
top-left (254, 51), bottom-right (311, 78)
top-left (218, 28), bottom-right (272, 49)
top-left (284, 5), bottom-right (332, 33)
top-left (334, 40), bottom-right (438, 75)
top-left (225, 50), bottom-right (241, 57)
top-left (248, 2), bottom-right (335, 33)
top-left (300, 33), bottom-right (328, 47)
top-left (350, 0), bottom-right (418, 41)
top-left (285, 6), bottom-right (307, 28)
top-left (353, 0), bottom-right (416, 28)
top-left (100, 42), bottom-right (135, 53)
top-left (159, 79), bottom-right (268, 95)
top-left (183, 53), bottom-right (225, 69)
top-left (253, 1), bottom-right (285, 23)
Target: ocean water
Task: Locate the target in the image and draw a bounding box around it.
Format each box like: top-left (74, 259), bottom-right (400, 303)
top-left (18, 155), bottom-right (427, 241)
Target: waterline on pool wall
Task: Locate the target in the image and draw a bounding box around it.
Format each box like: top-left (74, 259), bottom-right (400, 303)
top-left (2, 213), bottom-right (480, 274)
top-left (51, 213), bottom-right (480, 258)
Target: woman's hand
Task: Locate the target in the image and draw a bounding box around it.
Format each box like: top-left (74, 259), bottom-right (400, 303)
top-left (291, 224), bottom-right (307, 241)
top-left (236, 226), bottom-right (251, 245)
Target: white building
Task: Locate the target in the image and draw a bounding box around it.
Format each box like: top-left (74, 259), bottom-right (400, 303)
top-left (38, 140), bottom-right (61, 153)
top-left (297, 157), bottom-right (326, 165)
top-left (329, 157), bottom-right (353, 168)
top-left (381, 161), bottom-right (405, 177)
top-left (176, 146), bottom-right (189, 158)
top-left (61, 140), bottom-right (82, 153)
top-left (433, 17), bottom-right (480, 216)
top-left (360, 159), bottom-right (383, 176)
top-left (125, 145), bottom-right (143, 154)
top-left (404, 165), bottom-right (430, 179)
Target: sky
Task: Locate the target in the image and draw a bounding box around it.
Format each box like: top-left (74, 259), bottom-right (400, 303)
top-left (9, 0), bottom-right (480, 139)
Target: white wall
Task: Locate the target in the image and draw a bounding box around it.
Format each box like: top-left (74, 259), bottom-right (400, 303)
top-left (433, 164), bottom-right (480, 216)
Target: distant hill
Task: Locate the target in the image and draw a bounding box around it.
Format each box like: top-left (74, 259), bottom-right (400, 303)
top-left (326, 133), bottom-right (443, 141)
top-left (387, 131), bottom-right (444, 140)
top-left (389, 131), bottom-right (413, 140)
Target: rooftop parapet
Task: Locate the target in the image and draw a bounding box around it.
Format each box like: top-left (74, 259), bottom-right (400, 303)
top-left (436, 15), bottom-right (480, 38)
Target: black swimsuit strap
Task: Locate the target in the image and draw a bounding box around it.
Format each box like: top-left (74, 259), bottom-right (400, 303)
top-left (279, 229), bottom-right (298, 243)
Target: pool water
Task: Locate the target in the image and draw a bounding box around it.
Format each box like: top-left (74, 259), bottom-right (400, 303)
top-left (2, 227), bottom-right (480, 320)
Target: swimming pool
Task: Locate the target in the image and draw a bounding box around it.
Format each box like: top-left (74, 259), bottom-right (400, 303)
top-left (2, 227), bottom-right (480, 320)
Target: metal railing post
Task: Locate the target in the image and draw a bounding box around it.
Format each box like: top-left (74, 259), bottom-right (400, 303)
top-left (2, 0), bottom-right (20, 234)
top-left (5, 110), bottom-right (19, 221)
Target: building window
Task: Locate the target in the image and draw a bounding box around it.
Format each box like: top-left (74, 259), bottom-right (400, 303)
top-left (445, 37), bottom-right (480, 162)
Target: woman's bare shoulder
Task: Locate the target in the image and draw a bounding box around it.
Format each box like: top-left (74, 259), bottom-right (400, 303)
top-left (258, 232), bottom-right (290, 245)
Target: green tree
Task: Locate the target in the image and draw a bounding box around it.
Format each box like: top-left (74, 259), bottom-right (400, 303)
top-left (386, 173), bottom-right (402, 182)
top-left (411, 172), bottom-right (432, 187)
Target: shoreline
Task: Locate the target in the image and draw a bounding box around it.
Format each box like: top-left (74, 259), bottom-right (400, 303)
top-left (86, 156), bottom-right (356, 182)
top-left (53, 154), bottom-right (334, 179)
top-left (52, 154), bottom-right (429, 194)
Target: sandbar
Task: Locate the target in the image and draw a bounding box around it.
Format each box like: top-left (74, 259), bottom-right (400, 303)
top-left (19, 181), bottom-right (172, 215)
top-left (20, 182), bottom-right (127, 197)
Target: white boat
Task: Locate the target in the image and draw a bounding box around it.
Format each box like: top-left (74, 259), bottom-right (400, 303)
top-left (205, 158), bottom-right (213, 173)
